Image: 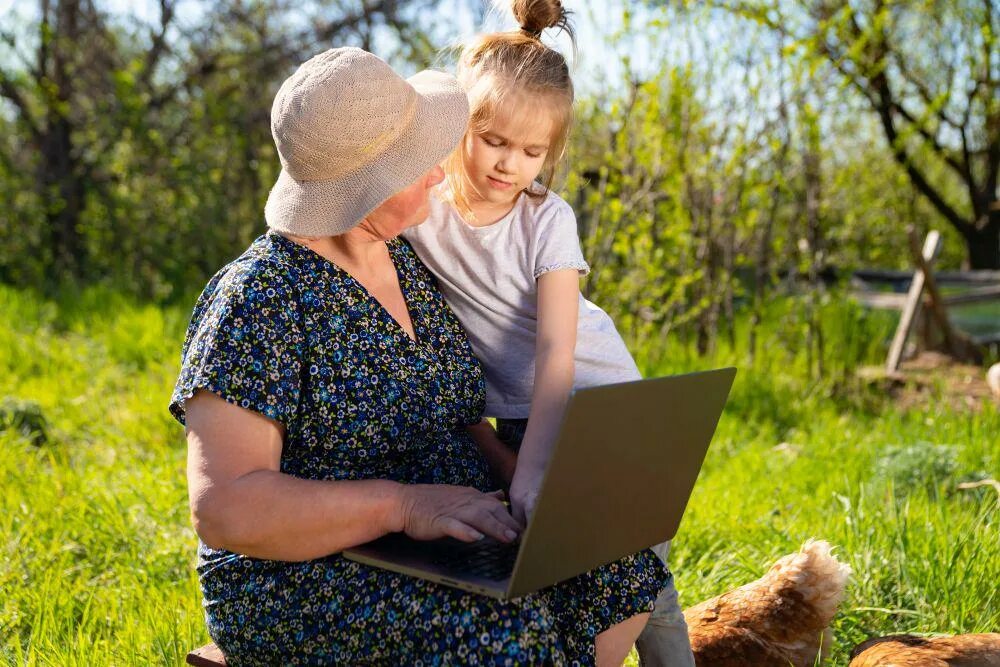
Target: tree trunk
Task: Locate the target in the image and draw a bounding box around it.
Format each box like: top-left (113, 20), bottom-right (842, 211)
top-left (40, 0), bottom-right (86, 280)
top-left (964, 213), bottom-right (1000, 270)
top-left (802, 123), bottom-right (825, 379)
top-left (696, 191), bottom-right (719, 357)
top-left (40, 116), bottom-right (85, 278)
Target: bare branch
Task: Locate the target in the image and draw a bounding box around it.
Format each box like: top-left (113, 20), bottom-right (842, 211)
top-left (38, 0), bottom-right (52, 83)
top-left (888, 98), bottom-right (970, 183)
top-left (309, 0), bottom-right (402, 46)
top-left (0, 70), bottom-right (43, 143)
top-left (138, 0), bottom-right (176, 94)
top-left (0, 28), bottom-right (43, 81)
top-left (871, 69), bottom-right (971, 235)
top-left (814, 2), bottom-right (976, 236)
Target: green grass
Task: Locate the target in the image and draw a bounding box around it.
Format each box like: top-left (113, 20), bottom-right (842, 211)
top-left (2, 285), bottom-right (998, 665)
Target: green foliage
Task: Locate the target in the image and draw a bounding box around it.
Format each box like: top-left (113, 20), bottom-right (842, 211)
top-left (3, 285), bottom-right (998, 664)
top-left (874, 442), bottom-right (961, 496)
top-left (2, 0), bottom-right (993, 303)
top-left (562, 47), bottom-right (931, 356)
top-left (704, 0), bottom-right (1000, 268)
top-left (0, 0), bottom-right (463, 300)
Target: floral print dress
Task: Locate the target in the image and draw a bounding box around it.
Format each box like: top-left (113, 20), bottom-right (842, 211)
top-left (170, 232), bottom-right (667, 666)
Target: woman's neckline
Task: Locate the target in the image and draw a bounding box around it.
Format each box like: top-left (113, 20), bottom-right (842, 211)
top-left (267, 232), bottom-right (421, 344)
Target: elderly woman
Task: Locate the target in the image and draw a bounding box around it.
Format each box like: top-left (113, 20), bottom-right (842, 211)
top-left (170, 47), bottom-right (667, 666)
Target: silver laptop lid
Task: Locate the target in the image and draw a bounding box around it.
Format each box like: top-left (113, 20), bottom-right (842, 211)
top-left (506, 368), bottom-right (735, 599)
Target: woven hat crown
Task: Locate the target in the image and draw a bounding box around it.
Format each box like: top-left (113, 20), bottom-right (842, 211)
top-left (270, 48), bottom-right (418, 182)
top-left (264, 47), bottom-right (468, 237)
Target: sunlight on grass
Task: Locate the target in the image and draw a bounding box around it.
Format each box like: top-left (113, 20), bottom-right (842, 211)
top-left (2, 285), bottom-right (998, 664)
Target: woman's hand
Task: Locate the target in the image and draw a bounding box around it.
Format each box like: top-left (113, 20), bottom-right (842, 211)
top-left (396, 484), bottom-right (523, 543)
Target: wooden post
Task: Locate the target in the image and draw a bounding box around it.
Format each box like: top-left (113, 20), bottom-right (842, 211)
top-left (908, 230), bottom-right (983, 365)
top-left (886, 230), bottom-right (941, 372)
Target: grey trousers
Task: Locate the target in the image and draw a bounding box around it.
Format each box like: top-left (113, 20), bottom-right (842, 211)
top-left (637, 541), bottom-right (695, 667)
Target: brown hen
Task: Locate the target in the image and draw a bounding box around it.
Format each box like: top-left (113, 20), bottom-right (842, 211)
top-left (683, 539), bottom-right (851, 667)
top-left (848, 633), bottom-right (1000, 666)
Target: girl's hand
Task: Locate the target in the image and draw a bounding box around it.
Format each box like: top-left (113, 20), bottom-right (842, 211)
top-left (396, 484), bottom-right (522, 543)
top-left (508, 469), bottom-right (544, 527)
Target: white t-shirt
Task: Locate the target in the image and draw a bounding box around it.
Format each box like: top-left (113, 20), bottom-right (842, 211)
top-left (402, 187), bottom-right (641, 418)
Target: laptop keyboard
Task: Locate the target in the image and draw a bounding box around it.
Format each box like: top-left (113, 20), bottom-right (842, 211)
top-left (431, 538), bottom-right (520, 580)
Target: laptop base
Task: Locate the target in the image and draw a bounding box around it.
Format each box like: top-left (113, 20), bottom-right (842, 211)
top-left (345, 533), bottom-right (514, 599)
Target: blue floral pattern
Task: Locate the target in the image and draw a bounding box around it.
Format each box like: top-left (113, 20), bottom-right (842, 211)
top-left (170, 232), bottom-right (667, 665)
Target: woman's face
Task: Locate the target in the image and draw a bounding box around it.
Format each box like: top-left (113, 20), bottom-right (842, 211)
top-left (361, 165), bottom-right (446, 239)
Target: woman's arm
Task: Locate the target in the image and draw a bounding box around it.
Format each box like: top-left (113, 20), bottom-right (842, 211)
top-left (186, 391), bottom-right (521, 561)
top-left (508, 268), bottom-right (580, 524)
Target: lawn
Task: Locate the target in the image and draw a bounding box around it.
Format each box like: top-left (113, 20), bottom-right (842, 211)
top-left (2, 285), bottom-right (997, 665)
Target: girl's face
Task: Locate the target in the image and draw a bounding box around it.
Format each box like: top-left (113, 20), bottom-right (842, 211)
top-left (461, 98), bottom-right (556, 214)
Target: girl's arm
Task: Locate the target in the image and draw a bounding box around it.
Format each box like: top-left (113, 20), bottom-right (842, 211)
top-left (185, 391), bottom-right (521, 561)
top-left (508, 268), bottom-right (580, 525)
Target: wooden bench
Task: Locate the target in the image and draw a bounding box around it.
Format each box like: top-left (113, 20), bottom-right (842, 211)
top-left (186, 643), bottom-right (227, 666)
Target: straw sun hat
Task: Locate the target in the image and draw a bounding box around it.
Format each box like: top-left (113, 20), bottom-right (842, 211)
top-left (264, 47), bottom-right (470, 237)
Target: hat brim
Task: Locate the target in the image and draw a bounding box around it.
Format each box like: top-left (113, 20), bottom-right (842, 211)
top-left (264, 69), bottom-right (469, 237)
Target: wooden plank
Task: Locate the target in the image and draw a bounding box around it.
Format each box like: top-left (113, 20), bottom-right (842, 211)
top-left (849, 285), bottom-right (1000, 309)
top-left (851, 291), bottom-right (908, 310)
top-left (886, 231), bottom-right (942, 372)
top-left (942, 284), bottom-right (1000, 306)
top-left (972, 333), bottom-right (1000, 346)
top-left (186, 644), bottom-right (227, 667)
top-left (854, 269), bottom-right (1000, 285)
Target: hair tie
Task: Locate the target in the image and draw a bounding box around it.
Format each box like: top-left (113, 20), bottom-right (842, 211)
top-left (519, 26), bottom-right (543, 38)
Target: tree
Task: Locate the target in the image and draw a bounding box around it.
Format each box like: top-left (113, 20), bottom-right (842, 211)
top-left (711, 0), bottom-right (1000, 269)
top-left (0, 0), bottom-right (461, 294)
top-left (0, 0), bottom-right (115, 276)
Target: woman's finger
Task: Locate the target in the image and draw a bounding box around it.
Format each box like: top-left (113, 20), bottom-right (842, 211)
top-left (472, 494), bottom-right (520, 530)
top-left (458, 506), bottom-right (520, 543)
top-left (439, 516), bottom-right (484, 543)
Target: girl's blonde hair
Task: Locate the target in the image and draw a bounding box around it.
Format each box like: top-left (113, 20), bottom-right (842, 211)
top-left (444, 0), bottom-right (575, 219)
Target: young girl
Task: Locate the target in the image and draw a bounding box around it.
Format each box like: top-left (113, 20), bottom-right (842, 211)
top-left (403, 1), bottom-right (695, 664)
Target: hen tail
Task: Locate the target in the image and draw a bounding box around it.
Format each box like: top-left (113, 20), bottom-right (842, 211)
top-left (684, 540), bottom-right (851, 667)
top-left (766, 539), bottom-right (852, 625)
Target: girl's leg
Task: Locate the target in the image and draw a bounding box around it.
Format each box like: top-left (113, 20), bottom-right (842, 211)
top-left (635, 576), bottom-right (695, 666)
top-left (596, 612), bottom-right (651, 666)
top-left (635, 541), bottom-right (696, 667)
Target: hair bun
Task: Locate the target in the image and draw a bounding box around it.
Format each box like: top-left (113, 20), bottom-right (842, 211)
top-left (511, 0), bottom-right (570, 38)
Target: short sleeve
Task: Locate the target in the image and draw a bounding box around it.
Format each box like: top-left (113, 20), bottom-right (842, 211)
top-left (533, 197), bottom-right (590, 279)
top-left (169, 261), bottom-right (305, 429)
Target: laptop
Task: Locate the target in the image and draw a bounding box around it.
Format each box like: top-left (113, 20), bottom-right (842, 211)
top-left (343, 367), bottom-right (736, 600)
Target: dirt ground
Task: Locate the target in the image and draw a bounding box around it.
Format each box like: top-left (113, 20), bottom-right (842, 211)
top-left (859, 351), bottom-right (999, 412)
